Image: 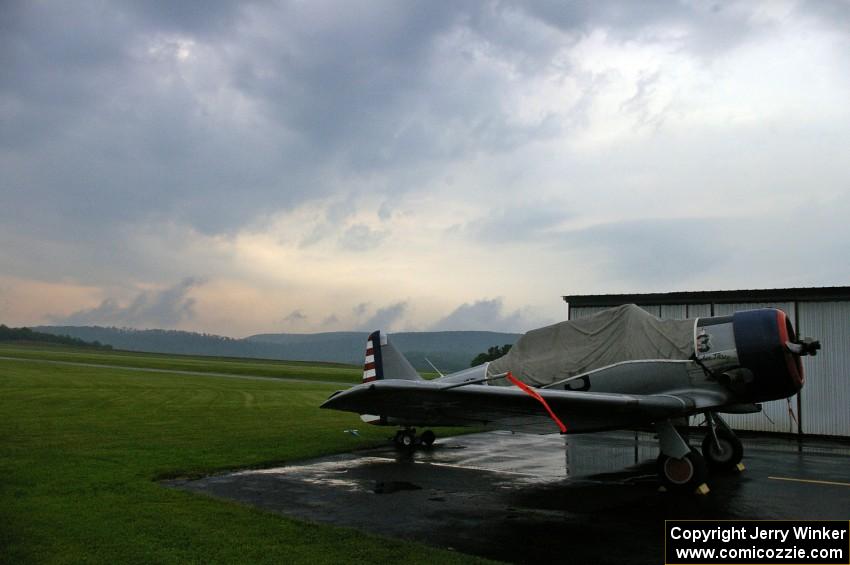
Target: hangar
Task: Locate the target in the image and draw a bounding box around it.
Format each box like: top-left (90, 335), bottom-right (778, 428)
top-left (562, 287), bottom-right (850, 438)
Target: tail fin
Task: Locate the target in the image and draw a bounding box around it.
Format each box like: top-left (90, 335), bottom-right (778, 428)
top-left (362, 330), bottom-right (422, 383)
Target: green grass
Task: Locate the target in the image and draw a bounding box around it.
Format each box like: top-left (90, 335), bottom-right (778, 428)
top-left (0, 343), bottom-right (362, 383)
top-left (0, 351), bottom-right (493, 564)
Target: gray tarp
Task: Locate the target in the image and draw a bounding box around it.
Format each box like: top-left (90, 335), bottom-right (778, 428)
top-left (488, 304), bottom-right (696, 386)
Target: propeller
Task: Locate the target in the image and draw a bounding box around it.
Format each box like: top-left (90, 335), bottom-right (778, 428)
top-left (785, 338), bottom-right (821, 356)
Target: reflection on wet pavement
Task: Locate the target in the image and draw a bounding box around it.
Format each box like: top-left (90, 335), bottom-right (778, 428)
top-left (166, 431), bottom-right (850, 564)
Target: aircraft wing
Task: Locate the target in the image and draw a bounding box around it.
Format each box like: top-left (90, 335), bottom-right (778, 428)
top-left (321, 380), bottom-right (731, 434)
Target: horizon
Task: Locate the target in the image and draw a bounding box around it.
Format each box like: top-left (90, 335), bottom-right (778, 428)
top-left (28, 323), bottom-right (523, 341)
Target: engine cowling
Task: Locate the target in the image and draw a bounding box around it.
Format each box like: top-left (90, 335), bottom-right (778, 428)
top-left (695, 308), bottom-right (818, 404)
top-left (732, 309), bottom-right (804, 403)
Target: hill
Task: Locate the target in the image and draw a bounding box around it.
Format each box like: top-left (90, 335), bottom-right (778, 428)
top-left (35, 326), bottom-right (521, 371)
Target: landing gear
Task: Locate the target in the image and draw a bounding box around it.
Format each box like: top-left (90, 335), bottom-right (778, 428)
top-left (421, 430), bottom-right (436, 447)
top-left (657, 450), bottom-right (708, 492)
top-left (393, 429), bottom-right (416, 449)
top-left (655, 419), bottom-right (709, 493)
top-left (654, 413), bottom-right (745, 492)
top-left (701, 413), bottom-right (743, 471)
top-left (702, 429), bottom-right (743, 470)
top-left (392, 428), bottom-right (436, 449)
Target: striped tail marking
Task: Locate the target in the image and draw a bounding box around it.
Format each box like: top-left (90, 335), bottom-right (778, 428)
top-left (363, 330), bottom-right (384, 383)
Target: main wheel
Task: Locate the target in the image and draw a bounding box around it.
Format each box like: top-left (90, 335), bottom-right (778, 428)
top-left (421, 430), bottom-right (436, 447)
top-left (701, 428), bottom-right (743, 471)
top-left (657, 450), bottom-right (708, 493)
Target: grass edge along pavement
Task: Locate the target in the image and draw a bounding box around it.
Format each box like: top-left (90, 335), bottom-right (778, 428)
top-left (0, 350), bottom-right (495, 564)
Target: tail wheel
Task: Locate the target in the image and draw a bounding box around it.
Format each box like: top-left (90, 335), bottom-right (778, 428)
top-left (421, 430), bottom-right (436, 447)
top-left (657, 450), bottom-right (708, 493)
top-left (701, 428), bottom-right (743, 471)
top-left (401, 430), bottom-right (416, 448)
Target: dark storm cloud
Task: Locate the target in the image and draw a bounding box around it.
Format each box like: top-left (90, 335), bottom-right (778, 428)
top-left (520, 0), bottom-right (757, 56)
top-left (0, 1), bottom-right (587, 248)
top-left (465, 204), bottom-right (572, 244)
top-left (462, 211), bottom-right (734, 289)
top-left (2, 6), bottom-right (266, 238)
top-left (3, 1), bottom-right (314, 241)
top-left (357, 301), bottom-right (407, 330)
top-left (4, 0), bottom-right (850, 303)
top-left (51, 277), bottom-right (203, 328)
top-left (118, 0), bottom-right (253, 36)
top-left (282, 309), bottom-right (307, 323)
top-left (320, 314), bottom-right (339, 327)
top-left (231, 3), bottom-right (461, 154)
top-left (338, 224), bottom-right (385, 252)
top-left (805, 1), bottom-right (850, 29)
top-left (562, 218), bottom-right (730, 287)
top-left (0, 0), bottom-right (794, 250)
top-left (431, 298), bottom-right (524, 331)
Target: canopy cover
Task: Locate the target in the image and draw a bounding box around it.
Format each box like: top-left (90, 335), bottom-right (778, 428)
top-left (488, 304), bottom-right (696, 386)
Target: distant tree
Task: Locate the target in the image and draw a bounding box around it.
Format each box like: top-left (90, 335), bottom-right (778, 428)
top-left (0, 324), bottom-right (111, 349)
top-left (470, 344), bottom-right (512, 367)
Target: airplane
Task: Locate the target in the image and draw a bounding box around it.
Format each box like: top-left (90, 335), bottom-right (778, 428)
top-left (321, 304), bottom-right (820, 492)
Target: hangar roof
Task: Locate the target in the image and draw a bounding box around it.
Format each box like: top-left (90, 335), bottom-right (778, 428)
top-left (562, 286), bottom-right (850, 307)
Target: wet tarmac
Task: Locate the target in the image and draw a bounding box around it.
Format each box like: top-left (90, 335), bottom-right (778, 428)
top-left (167, 431), bottom-right (850, 564)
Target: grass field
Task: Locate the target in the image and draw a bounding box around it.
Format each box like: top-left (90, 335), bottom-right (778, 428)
top-left (0, 344), bottom-right (491, 564)
top-left (0, 343), bottom-right (362, 383)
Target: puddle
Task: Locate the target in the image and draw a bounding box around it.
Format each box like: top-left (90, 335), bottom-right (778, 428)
top-left (373, 480), bottom-right (422, 494)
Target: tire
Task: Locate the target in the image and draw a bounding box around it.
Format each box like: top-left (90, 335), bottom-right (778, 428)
top-left (401, 430), bottom-right (415, 448)
top-left (657, 450), bottom-right (708, 492)
top-left (393, 430), bottom-right (406, 449)
top-left (701, 428), bottom-right (743, 471)
top-left (421, 430), bottom-right (436, 447)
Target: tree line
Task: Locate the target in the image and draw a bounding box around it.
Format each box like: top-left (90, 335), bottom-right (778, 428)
top-left (470, 344), bottom-right (512, 366)
top-left (0, 324), bottom-right (112, 349)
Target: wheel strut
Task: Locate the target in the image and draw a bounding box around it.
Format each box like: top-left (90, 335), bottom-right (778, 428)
top-left (701, 412), bottom-right (743, 471)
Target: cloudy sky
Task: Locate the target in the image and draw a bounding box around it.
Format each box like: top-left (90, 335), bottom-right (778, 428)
top-left (2, 1), bottom-right (849, 336)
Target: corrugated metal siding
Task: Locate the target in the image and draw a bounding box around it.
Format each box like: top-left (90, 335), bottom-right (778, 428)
top-left (575, 302), bottom-right (706, 320)
top-left (712, 301), bottom-right (796, 319)
top-left (798, 302), bottom-right (850, 437)
top-left (659, 304), bottom-right (687, 320)
top-left (569, 305), bottom-right (662, 319)
top-left (640, 305), bottom-right (661, 317)
top-left (710, 302), bottom-right (799, 433)
top-left (720, 398), bottom-right (799, 433)
top-left (686, 304), bottom-right (712, 318)
top-left (568, 306), bottom-right (611, 319)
